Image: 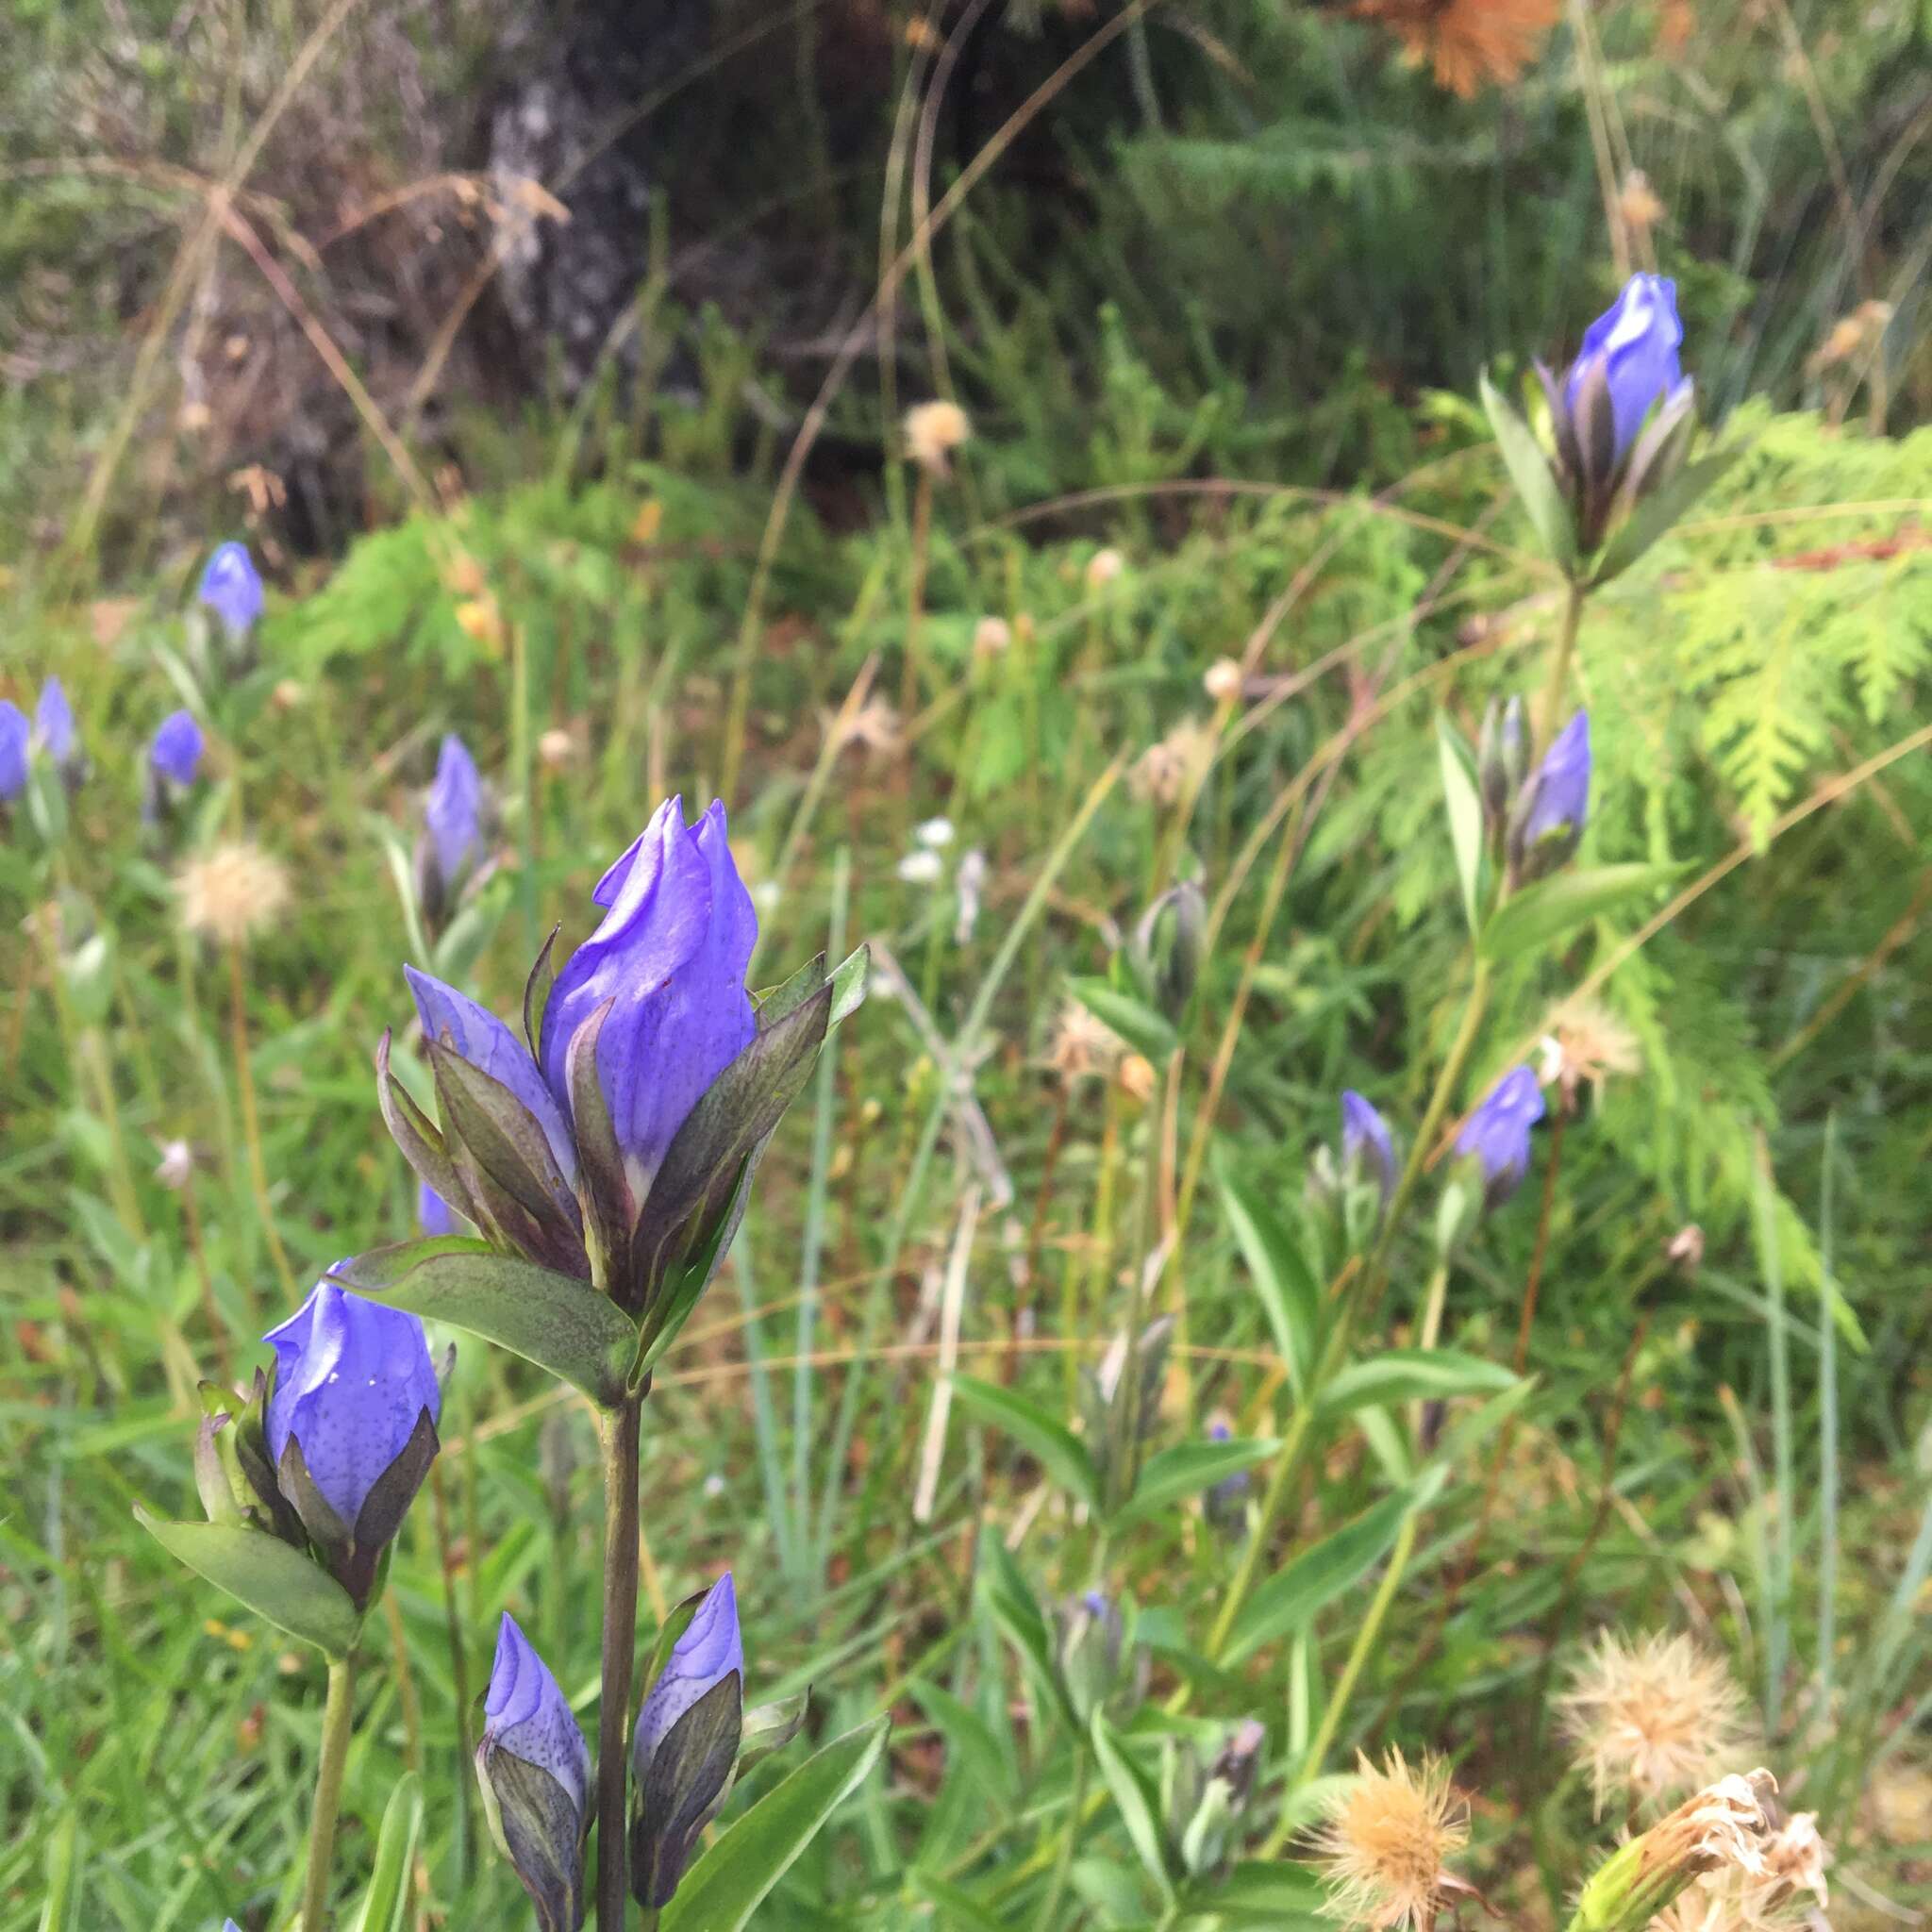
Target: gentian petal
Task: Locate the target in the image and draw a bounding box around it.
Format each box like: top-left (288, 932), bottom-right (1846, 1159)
top-left (407, 965), bottom-right (578, 1184)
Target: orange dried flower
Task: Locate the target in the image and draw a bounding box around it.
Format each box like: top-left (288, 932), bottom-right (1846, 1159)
top-left (1353, 0), bottom-right (1561, 98)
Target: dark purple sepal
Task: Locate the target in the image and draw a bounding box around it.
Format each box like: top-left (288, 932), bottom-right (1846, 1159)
top-left (523, 923), bottom-right (561, 1063)
top-left (628, 1670), bottom-right (744, 1910)
top-left (425, 1035), bottom-right (591, 1281)
top-left (375, 1029), bottom-right (472, 1215)
top-left (477, 1740), bottom-right (589, 1932)
top-left (563, 997), bottom-right (639, 1307)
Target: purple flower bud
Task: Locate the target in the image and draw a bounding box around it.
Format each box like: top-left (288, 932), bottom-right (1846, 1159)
top-left (540, 797), bottom-right (757, 1194)
top-left (1340, 1089), bottom-right (1397, 1208)
top-left (425, 734), bottom-right (483, 891)
top-left (634, 1573), bottom-right (742, 1781)
top-left (1564, 275), bottom-right (1685, 463)
top-left (1520, 711), bottom-right (1591, 851)
top-left (263, 1277), bottom-right (440, 1527)
top-left (36, 677), bottom-right (77, 767)
top-left (151, 709), bottom-right (206, 787)
top-left (482, 1613), bottom-right (592, 1818)
top-left (1453, 1066), bottom-right (1546, 1208)
top-left (198, 541), bottom-right (265, 641)
top-left (407, 965), bottom-right (579, 1185)
top-left (418, 1177), bottom-right (461, 1238)
top-left (0, 703), bottom-right (27, 802)
top-left (1204, 1419), bottom-right (1251, 1529)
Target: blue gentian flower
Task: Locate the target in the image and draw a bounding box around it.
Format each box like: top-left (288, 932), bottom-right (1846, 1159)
top-left (418, 1178), bottom-right (460, 1238)
top-left (1340, 1089), bottom-right (1397, 1208)
top-left (151, 709), bottom-right (206, 787)
top-left (425, 734), bottom-right (483, 891)
top-left (36, 677), bottom-right (77, 768)
top-left (199, 542), bottom-right (265, 641)
top-left (1564, 275), bottom-right (1686, 463)
top-left (1509, 710), bottom-right (1591, 882)
top-left (477, 1613), bottom-right (591, 1929)
top-left (0, 703), bottom-right (27, 801)
top-left (263, 1277), bottom-right (441, 1528)
top-left (481, 1611), bottom-right (591, 1815)
top-left (539, 797), bottom-right (757, 1198)
top-left (1453, 1066), bottom-right (1546, 1209)
top-left (634, 1573), bottom-right (742, 1782)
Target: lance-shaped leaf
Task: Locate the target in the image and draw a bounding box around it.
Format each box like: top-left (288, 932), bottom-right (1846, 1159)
top-left (949, 1374), bottom-right (1100, 1511)
top-left (1591, 449), bottom-right (1739, 587)
top-left (1480, 369), bottom-right (1578, 574)
top-left (330, 1240), bottom-right (637, 1407)
top-left (1091, 1708), bottom-right (1178, 1901)
top-left (1110, 1435), bottom-right (1279, 1532)
top-left (1479, 861), bottom-right (1684, 963)
top-left (134, 1510), bottom-right (360, 1657)
top-left (658, 1716), bottom-right (891, 1932)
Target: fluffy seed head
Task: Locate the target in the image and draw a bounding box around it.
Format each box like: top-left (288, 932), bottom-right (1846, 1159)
top-left (176, 842), bottom-right (291, 947)
top-left (1047, 1000), bottom-right (1124, 1084)
top-left (1085, 547), bottom-right (1125, 591)
top-left (1560, 1631), bottom-right (1746, 1813)
top-left (904, 401), bottom-right (972, 476)
top-left (1204, 657), bottom-right (1243, 704)
top-left (1316, 1748), bottom-right (1469, 1930)
top-left (973, 616), bottom-right (1012, 659)
top-left (1537, 995), bottom-right (1642, 1110)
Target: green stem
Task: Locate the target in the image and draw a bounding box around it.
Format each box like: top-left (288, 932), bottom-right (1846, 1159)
top-left (299, 1651), bottom-right (358, 1932)
top-left (596, 1392), bottom-right (644, 1928)
top-left (1035, 1747), bottom-right (1089, 1932)
top-left (1539, 577), bottom-right (1586, 746)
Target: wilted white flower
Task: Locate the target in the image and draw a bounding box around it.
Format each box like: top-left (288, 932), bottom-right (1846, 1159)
top-left (915, 816), bottom-right (955, 850)
top-left (1204, 658), bottom-right (1243, 704)
top-left (904, 401), bottom-right (972, 478)
top-left (954, 848), bottom-right (987, 943)
top-left (1560, 1631), bottom-right (1746, 1813)
top-left (897, 850), bottom-right (944, 886)
top-left (154, 1141), bottom-right (195, 1190)
top-left (176, 842), bottom-right (291, 947)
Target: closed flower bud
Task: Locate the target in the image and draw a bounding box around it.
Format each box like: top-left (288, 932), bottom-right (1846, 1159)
top-left (1452, 1066), bottom-right (1546, 1214)
top-left (1564, 275), bottom-right (1686, 468)
top-left (1508, 710), bottom-right (1591, 883)
top-left (1203, 1417), bottom-right (1251, 1533)
top-left (477, 1613), bottom-right (591, 1932)
top-left (0, 702), bottom-right (28, 805)
top-left (1056, 1590), bottom-right (1128, 1724)
top-left (199, 541), bottom-right (266, 642)
top-left (1172, 1719), bottom-right (1265, 1880)
top-left (380, 795), bottom-right (854, 1359)
top-left (153, 712), bottom-right (204, 779)
top-left (416, 733), bottom-right (486, 930)
top-left (1341, 1089), bottom-right (1398, 1224)
top-left (36, 677), bottom-right (82, 782)
top-left (1476, 695), bottom-right (1526, 828)
top-left (1131, 879), bottom-right (1206, 1025)
top-left (1568, 1773), bottom-right (1777, 1932)
top-left (261, 1277), bottom-right (441, 1606)
top-left (631, 1574), bottom-right (744, 1909)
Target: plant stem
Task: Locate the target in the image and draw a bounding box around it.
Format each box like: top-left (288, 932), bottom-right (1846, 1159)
top-left (1539, 577), bottom-right (1586, 746)
top-left (299, 1650), bottom-right (358, 1932)
top-left (1035, 1747), bottom-right (1088, 1932)
top-left (227, 939), bottom-right (297, 1298)
top-left (595, 1391), bottom-right (644, 1927)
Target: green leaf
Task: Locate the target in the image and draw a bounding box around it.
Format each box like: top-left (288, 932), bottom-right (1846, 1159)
top-left (328, 1239), bottom-right (637, 1406)
top-left (658, 1715), bottom-right (890, 1932)
top-left (949, 1374), bottom-right (1099, 1510)
top-left (980, 1539), bottom-right (1070, 1726)
top-left (348, 1773), bottom-right (424, 1932)
top-left (1591, 450), bottom-right (1740, 586)
top-left (1215, 1171), bottom-right (1321, 1391)
top-left (1320, 1349), bottom-right (1519, 1415)
top-left (1437, 715), bottom-right (1487, 937)
top-left (133, 1512), bottom-right (360, 1658)
top-left (1188, 1859), bottom-right (1328, 1925)
top-left (1222, 1469), bottom-right (1447, 1666)
top-left (1091, 1708), bottom-right (1177, 1900)
top-left (1479, 369), bottom-right (1576, 573)
top-left (908, 1678), bottom-right (1017, 1808)
top-left (1111, 1436), bottom-right (1278, 1532)
top-left (828, 943), bottom-right (870, 1027)
top-left (1479, 862), bottom-right (1682, 963)
top-left (1067, 977), bottom-right (1178, 1064)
